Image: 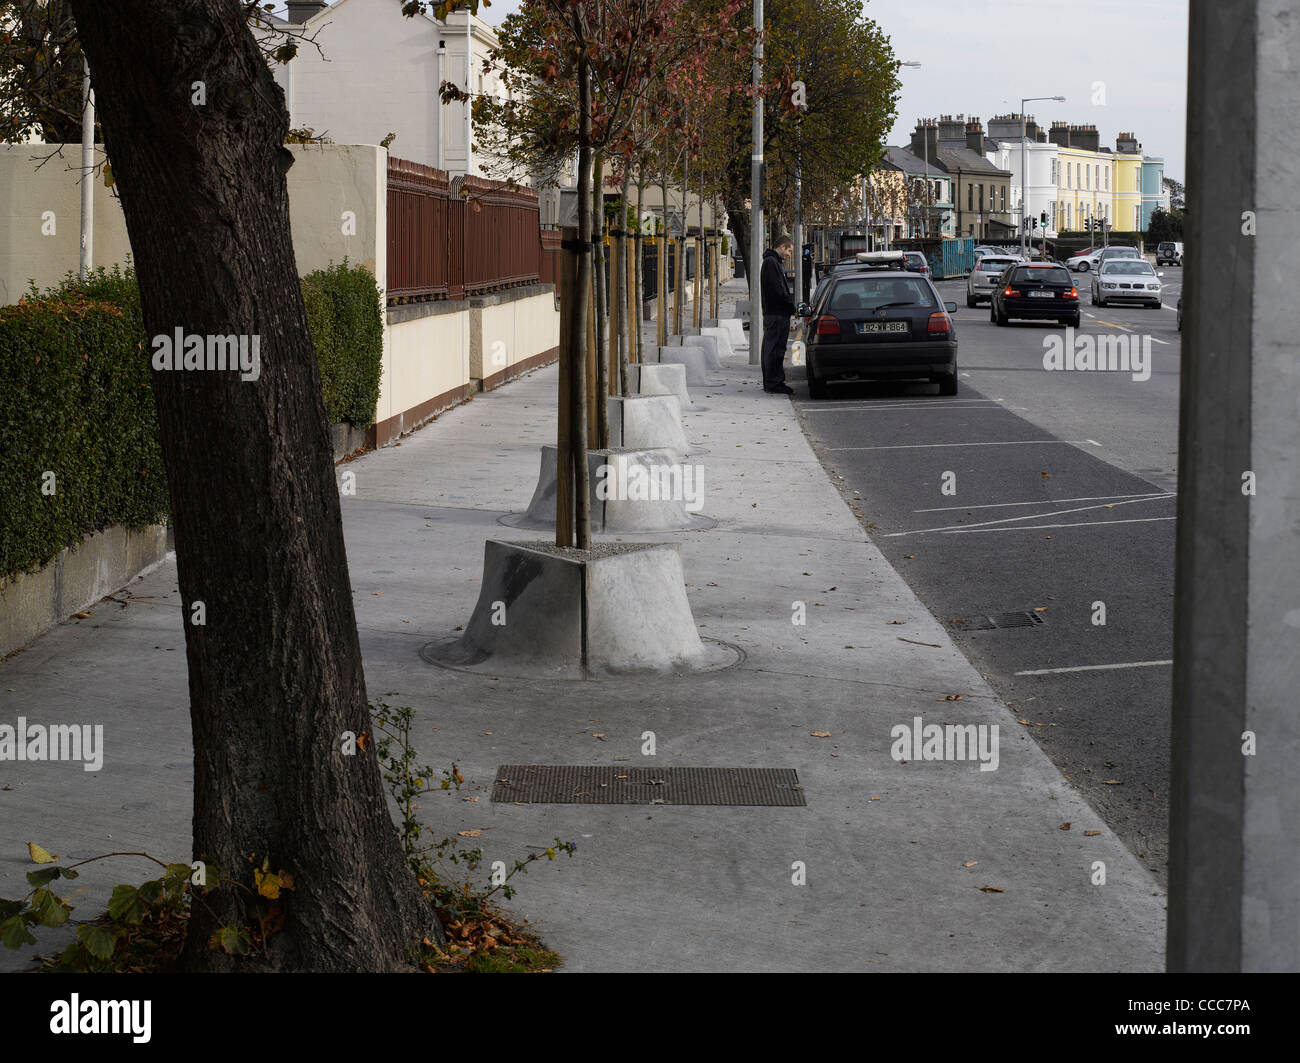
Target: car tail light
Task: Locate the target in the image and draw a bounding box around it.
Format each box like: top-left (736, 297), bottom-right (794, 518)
top-left (927, 312), bottom-right (951, 335)
top-left (815, 315), bottom-right (840, 336)
top-left (1064, 288), bottom-right (1079, 300)
top-left (1004, 286), bottom-right (1020, 297)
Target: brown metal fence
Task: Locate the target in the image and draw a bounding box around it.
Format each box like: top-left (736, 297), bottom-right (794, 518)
top-left (386, 156), bottom-right (558, 304)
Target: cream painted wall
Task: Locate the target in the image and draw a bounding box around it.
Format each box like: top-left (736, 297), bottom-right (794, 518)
top-left (469, 290), bottom-right (560, 381)
top-left (0, 144), bottom-right (132, 305)
top-left (382, 309), bottom-right (469, 428)
top-left (0, 142), bottom-right (385, 306)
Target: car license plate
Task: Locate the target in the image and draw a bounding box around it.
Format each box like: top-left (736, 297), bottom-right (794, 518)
top-left (1028, 290), bottom-right (1054, 298)
top-left (857, 321), bottom-right (908, 334)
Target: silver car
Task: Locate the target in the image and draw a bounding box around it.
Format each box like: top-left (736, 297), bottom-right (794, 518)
top-left (1091, 259), bottom-right (1163, 308)
top-left (966, 256), bottom-right (1018, 306)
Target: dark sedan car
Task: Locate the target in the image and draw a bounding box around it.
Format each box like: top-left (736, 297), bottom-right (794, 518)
top-left (990, 263), bottom-right (1081, 327)
top-left (801, 263), bottom-right (958, 398)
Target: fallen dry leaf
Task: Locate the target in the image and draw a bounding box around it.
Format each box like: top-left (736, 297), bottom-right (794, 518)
top-left (962, 860), bottom-right (978, 868)
top-left (810, 731), bottom-right (831, 738)
top-left (1060, 822), bottom-right (1072, 830)
top-left (1104, 780), bottom-right (1124, 785)
top-left (1084, 830), bottom-right (1101, 836)
top-left (457, 830), bottom-right (482, 838)
top-left (591, 732), bottom-right (606, 740)
top-left (73, 612), bottom-right (91, 619)
top-left (463, 796), bottom-right (479, 802)
top-left (941, 694), bottom-right (963, 701)
top-left (978, 886), bottom-right (1005, 893)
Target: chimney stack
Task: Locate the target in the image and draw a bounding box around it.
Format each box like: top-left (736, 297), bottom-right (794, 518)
top-left (286, 1), bottom-right (328, 23)
top-left (965, 117), bottom-right (985, 155)
top-left (910, 118), bottom-right (938, 161)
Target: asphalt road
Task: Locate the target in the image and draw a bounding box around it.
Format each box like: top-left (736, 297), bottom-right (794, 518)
top-left (791, 264), bottom-right (1183, 879)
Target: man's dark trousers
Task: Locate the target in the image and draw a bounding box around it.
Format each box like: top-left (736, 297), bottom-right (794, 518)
top-left (761, 314), bottom-right (790, 391)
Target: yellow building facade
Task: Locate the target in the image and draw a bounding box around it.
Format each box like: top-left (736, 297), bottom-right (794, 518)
top-left (1049, 125), bottom-right (1147, 234)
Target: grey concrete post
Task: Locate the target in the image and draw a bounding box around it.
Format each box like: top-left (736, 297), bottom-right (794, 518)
top-left (1168, 0), bottom-right (1299, 972)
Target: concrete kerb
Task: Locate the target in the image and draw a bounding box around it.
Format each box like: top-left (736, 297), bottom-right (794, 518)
top-left (607, 394), bottom-right (702, 458)
top-left (501, 445), bottom-right (714, 533)
top-left (423, 539), bottom-right (739, 679)
top-left (652, 344), bottom-right (709, 385)
top-left (629, 362), bottom-right (694, 410)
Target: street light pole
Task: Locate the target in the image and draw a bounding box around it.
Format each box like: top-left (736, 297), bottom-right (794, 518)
top-left (749, 0), bottom-right (763, 366)
top-left (1020, 95), bottom-right (1066, 258)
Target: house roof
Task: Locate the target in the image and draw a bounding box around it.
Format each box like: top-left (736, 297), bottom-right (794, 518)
top-left (933, 145), bottom-right (1010, 177)
top-left (881, 146), bottom-right (941, 177)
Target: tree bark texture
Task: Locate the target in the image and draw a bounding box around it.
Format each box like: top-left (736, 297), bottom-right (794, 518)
top-left (67, 0), bottom-right (442, 971)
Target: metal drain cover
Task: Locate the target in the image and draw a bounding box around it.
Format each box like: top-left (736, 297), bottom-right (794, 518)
top-left (950, 611), bottom-right (1046, 631)
top-left (491, 765), bottom-right (806, 806)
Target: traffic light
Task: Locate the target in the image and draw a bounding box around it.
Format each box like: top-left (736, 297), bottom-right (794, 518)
top-left (1040, 211), bottom-right (1048, 225)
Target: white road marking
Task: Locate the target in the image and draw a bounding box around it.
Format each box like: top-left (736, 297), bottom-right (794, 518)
top-left (1015, 660), bottom-right (1173, 676)
top-left (1085, 439), bottom-right (1102, 447)
top-left (827, 439), bottom-right (1099, 452)
top-left (802, 403), bottom-right (1000, 413)
top-left (940, 515), bottom-right (1176, 534)
top-left (1150, 337), bottom-right (1171, 345)
top-left (888, 495), bottom-right (1173, 537)
top-left (914, 492), bottom-right (1174, 514)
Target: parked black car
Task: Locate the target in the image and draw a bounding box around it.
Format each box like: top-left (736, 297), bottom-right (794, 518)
top-left (990, 263), bottom-right (1081, 328)
top-left (799, 252), bottom-right (959, 399)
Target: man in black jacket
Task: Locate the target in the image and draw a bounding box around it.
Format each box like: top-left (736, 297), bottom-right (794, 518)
top-left (760, 236), bottom-right (796, 394)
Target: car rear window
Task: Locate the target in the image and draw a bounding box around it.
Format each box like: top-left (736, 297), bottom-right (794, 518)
top-left (1106, 248), bottom-right (1139, 257)
top-left (827, 276), bottom-right (937, 311)
top-left (1011, 266), bottom-right (1071, 285)
top-left (979, 258), bottom-right (1013, 271)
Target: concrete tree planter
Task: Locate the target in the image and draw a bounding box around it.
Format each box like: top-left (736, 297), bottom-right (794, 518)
top-left (502, 445), bottom-right (713, 533)
top-left (681, 335), bottom-right (723, 369)
top-left (607, 394), bottom-right (702, 458)
top-left (425, 540), bottom-right (739, 679)
top-left (628, 362), bottom-right (694, 410)
top-left (699, 327), bottom-right (735, 360)
top-left (718, 318), bottom-right (748, 351)
top-left (651, 344), bottom-right (708, 385)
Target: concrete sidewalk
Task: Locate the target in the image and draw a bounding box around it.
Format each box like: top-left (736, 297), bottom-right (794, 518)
top-left (0, 279), bottom-right (1165, 972)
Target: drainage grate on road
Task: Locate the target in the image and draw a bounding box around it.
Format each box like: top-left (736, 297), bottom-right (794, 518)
top-left (491, 765), bottom-right (806, 806)
top-left (949, 611), bottom-right (1046, 631)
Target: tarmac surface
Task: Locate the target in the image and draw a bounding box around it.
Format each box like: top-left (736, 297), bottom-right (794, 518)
top-left (0, 279), bottom-right (1166, 972)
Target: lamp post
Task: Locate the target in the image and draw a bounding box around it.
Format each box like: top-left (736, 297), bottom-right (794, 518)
top-left (1020, 95), bottom-right (1065, 258)
top-left (749, 0), bottom-right (764, 366)
top-left (895, 62), bottom-right (921, 240)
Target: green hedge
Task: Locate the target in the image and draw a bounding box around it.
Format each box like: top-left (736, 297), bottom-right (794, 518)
top-left (1, 261), bottom-right (384, 581)
top-left (0, 266), bottom-right (169, 579)
top-left (301, 259), bottom-right (383, 427)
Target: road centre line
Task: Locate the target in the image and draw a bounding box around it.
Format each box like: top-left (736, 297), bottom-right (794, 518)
top-left (887, 495), bottom-right (1173, 537)
top-left (914, 492), bottom-right (1174, 514)
top-left (1015, 660), bottom-right (1173, 676)
top-left (828, 439), bottom-right (1102, 452)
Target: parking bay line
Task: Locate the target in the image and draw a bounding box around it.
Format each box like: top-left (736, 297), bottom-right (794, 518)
top-left (827, 439), bottom-right (1103, 452)
top-left (1015, 660), bottom-right (1173, 676)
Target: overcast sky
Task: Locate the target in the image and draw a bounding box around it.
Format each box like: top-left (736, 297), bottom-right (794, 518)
top-left (291, 0), bottom-right (1188, 180)
top-left (866, 0), bottom-right (1188, 180)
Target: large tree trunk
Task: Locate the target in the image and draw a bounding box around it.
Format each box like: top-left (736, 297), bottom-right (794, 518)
top-left (67, 0), bottom-right (443, 971)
